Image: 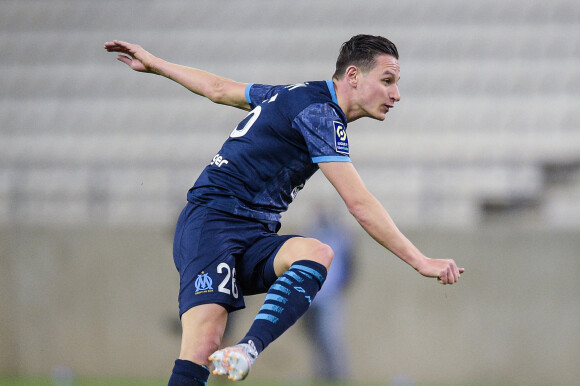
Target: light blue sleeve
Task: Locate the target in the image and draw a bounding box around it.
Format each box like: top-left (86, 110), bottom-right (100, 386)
top-left (312, 155), bottom-right (351, 163)
top-left (244, 83), bottom-right (254, 105)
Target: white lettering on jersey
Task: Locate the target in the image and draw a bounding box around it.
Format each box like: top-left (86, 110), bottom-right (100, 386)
top-left (286, 83), bottom-right (308, 91)
top-left (210, 153), bottom-right (229, 167)
top-left (291, 183), bottom-right (305, 200)
top-left (230, 105), bottom-right (261, 138)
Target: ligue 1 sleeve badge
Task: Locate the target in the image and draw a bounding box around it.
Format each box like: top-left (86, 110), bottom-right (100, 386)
top-left (333, 121), bottom-right (349, 155)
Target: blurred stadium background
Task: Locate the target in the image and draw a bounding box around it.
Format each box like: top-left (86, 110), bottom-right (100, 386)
top-left (1, 0), bottom-right (579, 384)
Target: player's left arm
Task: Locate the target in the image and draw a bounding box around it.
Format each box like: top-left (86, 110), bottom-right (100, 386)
top-left (104, 40), bottom-right (250, 110)
top-left (319, 161), bottom-right (464, 284)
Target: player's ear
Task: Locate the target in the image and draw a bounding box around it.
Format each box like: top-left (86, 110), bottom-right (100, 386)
top-left (345, 65), bottom-right (359, 87)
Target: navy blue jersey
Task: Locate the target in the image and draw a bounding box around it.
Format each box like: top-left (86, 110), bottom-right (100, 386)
top-left (187, 80), bottom-right (350, 223)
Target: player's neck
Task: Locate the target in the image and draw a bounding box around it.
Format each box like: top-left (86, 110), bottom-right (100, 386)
top-left (333, 79), bottom-right (364, 123)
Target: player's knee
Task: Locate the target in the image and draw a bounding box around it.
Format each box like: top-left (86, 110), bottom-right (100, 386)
top-left (181, 333), bottom-right (221, 366)
top-left (198, 335), bottom-right (221, 362)
top-left (276, 237), bottom-right (334, 274)
top-left (310, 240), bottom-right (334, 270)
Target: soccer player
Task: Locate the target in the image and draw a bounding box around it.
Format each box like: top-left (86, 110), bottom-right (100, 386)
top-left (105, 35), bottom-right (464, 385)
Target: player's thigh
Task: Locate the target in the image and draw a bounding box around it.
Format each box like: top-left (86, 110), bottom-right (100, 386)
top-left (273, 237), bottom-right (334, 276)
top-left (237, 233), bottom-right (298, 295)
top-left (179, 303), bottom-right (228, 365)
top-left (174, 203), bottom-right (250, 314)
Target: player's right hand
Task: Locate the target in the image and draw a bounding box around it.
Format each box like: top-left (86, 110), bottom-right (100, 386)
top-left (417, 257), bottom-right (464, 285)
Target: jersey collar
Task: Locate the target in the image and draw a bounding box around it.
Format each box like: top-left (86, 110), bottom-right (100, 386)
top-left (326, 79), bottom-right (338, 104)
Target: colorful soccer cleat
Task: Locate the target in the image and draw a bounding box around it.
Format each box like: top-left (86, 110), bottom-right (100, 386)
top-left (208, 341), bottom-right (258, 381)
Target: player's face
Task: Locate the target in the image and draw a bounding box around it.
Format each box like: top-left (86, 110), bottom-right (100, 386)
top-left (356, 54), bottom-right (401, 121)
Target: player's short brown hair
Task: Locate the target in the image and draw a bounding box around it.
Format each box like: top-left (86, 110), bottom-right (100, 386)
top-left (333, 34), bottom-right (399, 79)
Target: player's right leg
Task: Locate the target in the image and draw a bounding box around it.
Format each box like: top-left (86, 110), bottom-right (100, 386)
top-left (210, 237), bottom-right (333, 381)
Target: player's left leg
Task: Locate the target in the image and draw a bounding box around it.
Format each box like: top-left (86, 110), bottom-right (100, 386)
top-left (179, 303), bottom-right (228, 365)
top-left (210, 237), bottom-right (333, 381)
top-left (170, 203), bottom-right (247, 385)
top-left (169, 303), bottom-right (227, 385)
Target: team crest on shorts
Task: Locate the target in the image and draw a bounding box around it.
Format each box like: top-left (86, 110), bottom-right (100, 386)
top-left (333, 121), bottom-right (349, 155)
top-left (195, 271), bottom-right (214, 294)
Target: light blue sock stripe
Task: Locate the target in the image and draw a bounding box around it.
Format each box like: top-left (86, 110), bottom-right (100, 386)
top-left (291, 264), bottom-right (325, 284)
top-left (265, 293), bottom-right (288, 304)
top-left (271, 283), bottom-right (291, 295)
top-left (254, 313), bottom-right (279, 324)
top-left (285, 271), bottom-right (303, 282)
top-left (260, 303), bottom-right (284, 314)
top-left (278, 276), bottom-right (293, 285)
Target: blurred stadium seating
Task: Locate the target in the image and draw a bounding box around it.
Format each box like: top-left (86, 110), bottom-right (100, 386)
top-left (2, 3), bottom-right (579, 384)
top-left (1, 0), bottom-right (579, 228)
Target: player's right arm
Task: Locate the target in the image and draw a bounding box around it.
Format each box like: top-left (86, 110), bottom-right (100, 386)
top-left (319, 161), bottom-right (464, 284)
top-left (104, 40), bottom-right (250, 110)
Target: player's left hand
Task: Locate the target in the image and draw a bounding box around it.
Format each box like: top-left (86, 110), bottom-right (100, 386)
top-left (104, 40), bottom-right (155, 73)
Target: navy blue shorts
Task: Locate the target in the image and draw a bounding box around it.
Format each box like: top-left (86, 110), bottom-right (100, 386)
top-left (173, 202), bottom-right (299, 316)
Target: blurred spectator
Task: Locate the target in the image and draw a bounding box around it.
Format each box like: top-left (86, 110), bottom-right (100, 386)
top-left (302, 205), bottom-right (355, 382)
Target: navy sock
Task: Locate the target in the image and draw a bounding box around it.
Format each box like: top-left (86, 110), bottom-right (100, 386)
top-left (239, 260), bottom-right (327, 353)
top-left (168, 359), bottom-right (210, 386)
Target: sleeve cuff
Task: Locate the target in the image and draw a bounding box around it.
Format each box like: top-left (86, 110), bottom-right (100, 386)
top-left (245, 83), bottom-right (253, 104)
top-left (312, 155), bottom-right (352, 164)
